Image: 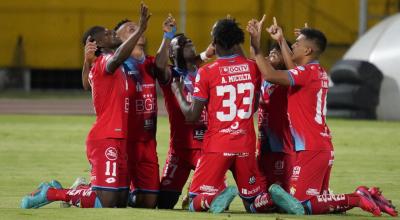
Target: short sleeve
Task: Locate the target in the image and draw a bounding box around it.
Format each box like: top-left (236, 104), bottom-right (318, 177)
top-left (193, 67), bottom-right (209, 101)
top-left (287, 65), bottom-right (311, 86)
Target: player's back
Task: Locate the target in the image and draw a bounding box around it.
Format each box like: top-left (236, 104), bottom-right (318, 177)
top-left (193, 55), bottom-right (261, 153)
top-left (287, 62), bottom-right (332, 151)
top-left (258, 82), bottom-right (293, 154)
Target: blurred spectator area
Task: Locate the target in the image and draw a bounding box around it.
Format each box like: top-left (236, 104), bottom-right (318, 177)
top-left (0, 0), bottom-right (399, 91)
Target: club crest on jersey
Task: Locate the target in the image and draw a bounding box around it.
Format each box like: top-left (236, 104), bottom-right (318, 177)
top-left (219, 64), bottom-right (249, 75)
top-left (105, 147), bottom-right (118, 161)
top-left (289, 69), bottom-right (299, 75)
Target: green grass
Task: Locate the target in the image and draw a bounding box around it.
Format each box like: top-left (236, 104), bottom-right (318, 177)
top-left (0, 115), bottom-right (399, 219)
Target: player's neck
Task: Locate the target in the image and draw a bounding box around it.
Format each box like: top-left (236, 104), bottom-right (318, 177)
top-left (216, 45), bottom-right (241, 58)
top-left (297, 56), bottom-right (318, 66)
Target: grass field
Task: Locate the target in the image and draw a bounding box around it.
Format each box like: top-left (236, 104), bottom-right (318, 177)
top-left (0, 115), bottom-right (399, 220)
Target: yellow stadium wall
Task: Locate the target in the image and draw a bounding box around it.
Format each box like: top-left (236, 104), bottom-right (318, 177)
top-left (0, 0), bottom-right (397, 69)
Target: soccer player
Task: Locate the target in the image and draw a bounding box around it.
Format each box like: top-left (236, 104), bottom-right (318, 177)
top-left (112, 18), bottom-right (169, 209)
top-left (171, 18), bottom-right (304, 214)
top-left (20, 3), bottom-right (151, 209)
top-left (247, 16), bottom-right (397, 217)
top-left (257, 41), bottom-right (295, 193)
top-left (154, 15), bottom-right (220, 209)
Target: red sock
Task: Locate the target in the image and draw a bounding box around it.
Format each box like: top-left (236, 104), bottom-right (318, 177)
top-left (47, 186), bottom-right (99, 208)
top-left (304, 193), bottom-right (360, 214)
top-left (249, 193), bottom-right (275, 213)
top-left (190, 194), bottom-right (216, 212)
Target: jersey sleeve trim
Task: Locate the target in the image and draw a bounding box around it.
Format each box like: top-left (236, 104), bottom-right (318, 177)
top-left (192, 96), bottom-right (208, 102)
top-left (287, 71), bottom-right (295, 86)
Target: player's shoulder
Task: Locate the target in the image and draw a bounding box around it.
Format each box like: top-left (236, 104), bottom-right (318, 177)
top-left (145, 55), bottom-right (156, 64)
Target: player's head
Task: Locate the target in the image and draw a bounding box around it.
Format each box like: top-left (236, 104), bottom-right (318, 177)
top-left (267, 41), bottom-right (292, 70)
top-left (211, 18), bottom-right (244, 55)
top-left (82, 26), bottom-right (122, 50)
top-left (169, 33), bottom-right (197, 70)
top-left (114, 19), bottom-right (146, 46)
top-left (291, 28), bottom-right (327, 62)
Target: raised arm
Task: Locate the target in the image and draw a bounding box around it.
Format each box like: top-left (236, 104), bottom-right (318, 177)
top-left (154, 14), bottom-right (176, 84)
top-left (268, 17), bottom-right (296, 69)
top-left (247, 17), bottom-right (290, 86)
top-left (106, 3), bottom-right (151, 73)
top-left (171, 77), bottom-right (206, 122)
top-left (194, 43), bottom-right (215, 66)
top-left (82, 37), bottom-right (97, 90)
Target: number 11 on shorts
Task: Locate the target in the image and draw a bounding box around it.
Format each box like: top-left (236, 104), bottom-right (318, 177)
top-left (105, 161), bottom-right (117, 176)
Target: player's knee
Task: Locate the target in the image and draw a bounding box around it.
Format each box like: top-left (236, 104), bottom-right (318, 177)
top-left (157, 191), bottom-right (181, 209)
top-left (95, 190), bottom-right (121, 208)
top-left (135, 193), bottom-right (158, 209)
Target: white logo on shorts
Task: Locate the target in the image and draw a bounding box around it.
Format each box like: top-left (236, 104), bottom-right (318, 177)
top-left (105, 177), bottom-right (116, 184)
top-left (105, 147), bottom-right (118, 161)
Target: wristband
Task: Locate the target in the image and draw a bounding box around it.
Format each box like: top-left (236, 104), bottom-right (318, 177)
top-left (163, 26), bottom-right (177, 40)
top-left (200, 51), bottom-right (209, 61)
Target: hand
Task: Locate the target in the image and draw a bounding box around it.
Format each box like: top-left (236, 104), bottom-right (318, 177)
top-left (163, 13), bottom-right (176, 33)
top-left (84, 36), bottom-right (97, 63)
top-left (267, 17), bottom-right (284, 42)
top-left (246, 15), bottom-right (265, 54)
top-left (138, 2), bottom-right (152, 33)
top-left (204, 43), bottom-right (215, 59)
top-left (294, 22), bottom-right (308, 37)
top-left (171, 76), bottom-right (184, 95)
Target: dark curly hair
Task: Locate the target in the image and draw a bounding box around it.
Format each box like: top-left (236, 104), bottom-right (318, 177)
top-left (114, 19), bottom-right (131, 31)
top-left (212, 19), bottom-right (244, 50)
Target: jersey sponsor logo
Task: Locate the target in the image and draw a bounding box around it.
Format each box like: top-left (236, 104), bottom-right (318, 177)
top-left (105, 147), bottom-right (118, 161)
top-left (219, 64), bottom-right (249, 75)
top-left (193, 128), bottom-right (205, 141)
top-left (223, 152), bottom-right (249, 157)
top-left (219, 127), bottom-right (246, 135)
top-left (241, 186), bottom-right (260, 196)
top-left (135, 95), bottom-right (156, 113)
top-left (199, 185), bottom-right (219, 193)
top-left (274, 160), bottom-right (284, 170)
top-left (105, 177), bottom-right (116, 184)
top-left (291, 166), bottom-right (301, 180)
top-left (125, 97), bottom-right (129, 113)
top-left (248, 176), bottom-right (256, 185)
top-left (306, 188), bottom-right (320, 196)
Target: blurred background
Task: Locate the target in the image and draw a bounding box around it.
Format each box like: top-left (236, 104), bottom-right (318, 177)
top-left (0, 0), bottom-right (399, 119)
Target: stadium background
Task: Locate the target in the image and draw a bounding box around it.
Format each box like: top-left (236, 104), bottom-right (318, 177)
top-left (0, 0), bottom-right (399, 91)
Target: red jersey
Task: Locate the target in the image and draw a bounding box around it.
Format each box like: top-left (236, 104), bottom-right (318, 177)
top-left (193, 55), bottom-right (261, 153)
top-left (258, 81), bottom-right (293, 154)
top-left (87, 54), bottom-right (130, 140)
top-left (161, 67), bottom-right (208, 151)
top-left (123, 55), bottom-right (157, 141)
top-left (287, 62), bottom-right (333, 151)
